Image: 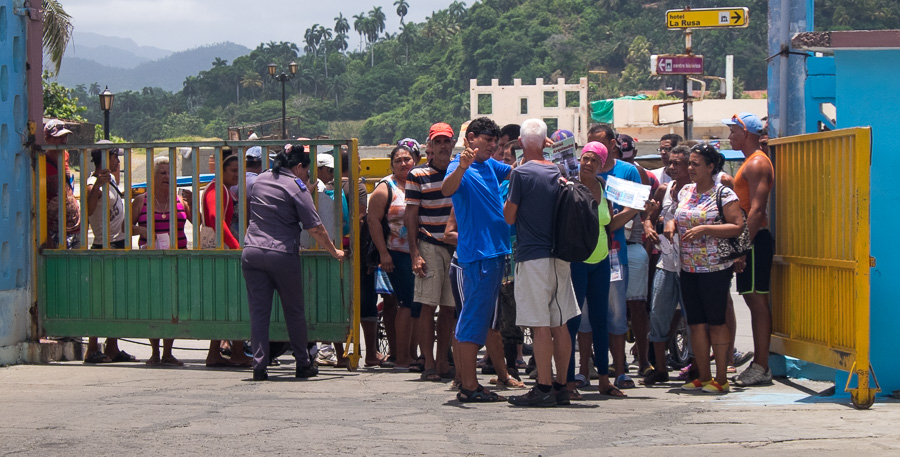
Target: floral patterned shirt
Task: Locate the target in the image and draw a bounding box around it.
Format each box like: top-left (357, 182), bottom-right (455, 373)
top-left (674, 183), bottom-right (739, 273)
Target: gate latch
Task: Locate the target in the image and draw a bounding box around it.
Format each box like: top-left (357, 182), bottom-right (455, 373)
top-left (870, 256), bottom-right (877, 268)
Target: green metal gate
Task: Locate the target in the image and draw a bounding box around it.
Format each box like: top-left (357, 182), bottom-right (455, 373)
top-left (34, 139), bottom-right (361, 366)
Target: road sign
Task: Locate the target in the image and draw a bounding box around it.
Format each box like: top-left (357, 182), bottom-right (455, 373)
top-left (651, 54), bottom-right (704, 75)
top-left (666, 7), bottom-right (749, 29)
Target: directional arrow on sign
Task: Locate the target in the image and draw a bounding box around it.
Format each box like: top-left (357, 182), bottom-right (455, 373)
top-left (666, 7), bottom-right (749, 29)
top-left (731, 11), bottom-right (742, 24)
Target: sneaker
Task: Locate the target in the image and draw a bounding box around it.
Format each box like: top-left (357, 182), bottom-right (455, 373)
top-left (507, 386), bottom-right (556, 407)
top-left (733, 350), bottom-right (754, 368)
top-left (554, 387), bottom-right (571, 406)
top-left (641, 369), bottom-right (670, 386)
top-left (574, 373), bottom-right (590, 388)
top-left (681, 379), bottom-right (710, 391)
top-left (733, 362), bottom-right (773, 386)
top-left (296, 364), bottom-right (319, 379)
top-left (702, 379), bottom-right (729, 394)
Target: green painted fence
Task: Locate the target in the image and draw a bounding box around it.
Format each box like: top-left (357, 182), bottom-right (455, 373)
top-left (39, 250), bottom-right (350, 342)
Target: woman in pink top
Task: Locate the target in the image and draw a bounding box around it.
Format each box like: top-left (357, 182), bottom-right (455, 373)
top-left (131, 156), bottom-right (192, 365)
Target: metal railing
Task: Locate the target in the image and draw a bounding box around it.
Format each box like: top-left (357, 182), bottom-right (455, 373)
top-left (769, 127), bottom-right (877, 408)
top-left (33, 139), bottom-right (362, 368)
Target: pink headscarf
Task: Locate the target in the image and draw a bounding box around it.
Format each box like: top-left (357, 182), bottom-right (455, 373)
top-left (581, 141), bottom-right (608, 164)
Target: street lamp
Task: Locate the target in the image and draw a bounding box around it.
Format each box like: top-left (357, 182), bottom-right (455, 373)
top-left (268, 62), bottom-right (298, 139)
top-left (99, 86), bottom-right (115, 140)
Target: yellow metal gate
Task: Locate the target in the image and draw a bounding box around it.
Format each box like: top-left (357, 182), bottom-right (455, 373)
top-left (768, 128), bottom-right (877, 408)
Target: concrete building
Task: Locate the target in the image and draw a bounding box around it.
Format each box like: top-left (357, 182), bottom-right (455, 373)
top-left (469, 77), bottom-right (589, 144)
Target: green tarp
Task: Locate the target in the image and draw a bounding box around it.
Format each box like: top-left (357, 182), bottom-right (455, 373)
top-left (590, 94), bottom-right (649, 123)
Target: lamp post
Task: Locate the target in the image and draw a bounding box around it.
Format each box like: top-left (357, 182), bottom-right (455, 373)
top-left (99, 86), bottom-right (115, 140)
top-left (268, 62), bottom-right (298, 139)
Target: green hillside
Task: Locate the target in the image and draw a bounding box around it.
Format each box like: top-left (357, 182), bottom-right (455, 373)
top-left (62, 0), bottom-right (900, 144)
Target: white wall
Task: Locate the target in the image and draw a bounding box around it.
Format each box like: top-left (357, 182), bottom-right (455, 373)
top-left (614, 99), bottom-right (769, 140)
top-left (470, 78), bottom-right (588, 144)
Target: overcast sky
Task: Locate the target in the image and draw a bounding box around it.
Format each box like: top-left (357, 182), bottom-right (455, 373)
top-left (66, 0), bottom-right (459, 52)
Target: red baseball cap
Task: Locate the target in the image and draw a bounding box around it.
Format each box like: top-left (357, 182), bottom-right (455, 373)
top-left (428, 122), bottom-right (454, 140)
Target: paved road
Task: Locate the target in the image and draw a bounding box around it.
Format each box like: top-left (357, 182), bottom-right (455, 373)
top-left (3, 294), bottom-right (899, 456)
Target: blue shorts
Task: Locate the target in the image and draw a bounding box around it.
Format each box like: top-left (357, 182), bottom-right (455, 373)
top-left (649, 269), bottom-right (682, 342)
top-left (608, 270), bottom-right (628, 336)
top-left (455, 256), bottom-right (505, 346)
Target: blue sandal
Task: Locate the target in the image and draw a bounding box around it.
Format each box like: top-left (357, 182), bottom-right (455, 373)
top-left (614, 374), bottom-right (636, 389)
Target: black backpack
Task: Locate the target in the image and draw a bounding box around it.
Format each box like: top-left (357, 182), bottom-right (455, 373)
top-left (551, 179), bottom-right (600, 263)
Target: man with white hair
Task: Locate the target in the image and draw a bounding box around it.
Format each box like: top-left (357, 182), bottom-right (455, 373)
top-left (504, 119), bottom-right (580, 407)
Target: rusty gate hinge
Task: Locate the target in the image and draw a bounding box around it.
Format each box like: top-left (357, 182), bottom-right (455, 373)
top-left (870, 256), bottom-right (876, 268)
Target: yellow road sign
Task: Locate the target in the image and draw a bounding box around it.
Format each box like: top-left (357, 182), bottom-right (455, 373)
top-left (666, 7), bottom-right (749, 29)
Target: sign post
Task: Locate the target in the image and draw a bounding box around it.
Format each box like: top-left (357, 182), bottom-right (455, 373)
top-left (665, 7), bottom-right (749, 29)
top-left (654, 6), bottom-right (750, 139)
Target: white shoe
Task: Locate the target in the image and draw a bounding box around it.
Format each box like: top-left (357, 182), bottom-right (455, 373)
top-left (733, 362), bottom-right (773, 386)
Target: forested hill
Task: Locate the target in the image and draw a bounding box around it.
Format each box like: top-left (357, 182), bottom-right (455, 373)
top-left (63, 0), bottom-right (900, 144)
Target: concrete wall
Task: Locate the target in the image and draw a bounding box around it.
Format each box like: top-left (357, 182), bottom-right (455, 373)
top-left (469, 78), bottom-right (588, 144)
top-left (0, 1), bottom-right (33, 365)
top-left (612, 99), bottom-right (769, 140)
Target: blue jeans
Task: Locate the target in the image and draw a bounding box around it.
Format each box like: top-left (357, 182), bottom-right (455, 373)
top-left (649, 269), bottom-right (682, 343)
top-left (455, 256), bottom-right (505, 346)
top-left (567, 257), bottom-right (611, 382)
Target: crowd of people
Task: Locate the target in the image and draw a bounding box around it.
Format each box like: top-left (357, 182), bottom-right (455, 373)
top-left (43, 110), bottom-right (776, 404)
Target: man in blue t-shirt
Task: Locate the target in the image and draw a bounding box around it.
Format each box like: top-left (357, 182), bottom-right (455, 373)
top-left (588, 124), bottom-right (641, 389)
top-left (442, 117), bottom-right (511, 402)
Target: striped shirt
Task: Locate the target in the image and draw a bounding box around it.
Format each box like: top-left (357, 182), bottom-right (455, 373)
top-left (137, 196), bottom-right (188, 249)
top-left (405, 163), bottom-right (452, 246)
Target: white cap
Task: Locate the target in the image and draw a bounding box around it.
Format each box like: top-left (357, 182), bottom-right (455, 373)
top-left (246, 146), bottom-right (263, 160)
top-left (316, 154), bottom-right (334, 169)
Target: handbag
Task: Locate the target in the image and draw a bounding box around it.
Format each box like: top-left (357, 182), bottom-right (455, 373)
top-left (714, 185), bottom-right (752, 261)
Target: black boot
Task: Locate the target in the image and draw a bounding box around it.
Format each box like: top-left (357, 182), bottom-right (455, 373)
top-left (296, 363), bottom-right (319, 378)
top-left (253, 368), bottom-right (268, 381)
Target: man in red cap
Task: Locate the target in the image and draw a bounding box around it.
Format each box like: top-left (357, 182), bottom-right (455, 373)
top-left (405, 123), bottom-right (458, 381)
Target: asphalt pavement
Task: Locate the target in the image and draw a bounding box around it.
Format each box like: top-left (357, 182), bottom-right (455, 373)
top-left (2, 292), bottom-right (899, 456)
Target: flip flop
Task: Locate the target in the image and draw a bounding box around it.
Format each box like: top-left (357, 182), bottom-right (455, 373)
top-left (84, 351), bottom-right (112, 364)
top-left (600, 385), bottom-right (627, 397)
top-left (160, 356), bottom-right (184, 367)
top-left (614, 374), bottom-right (636, 389)
top-left (109, 351), bottom-right (138, 363)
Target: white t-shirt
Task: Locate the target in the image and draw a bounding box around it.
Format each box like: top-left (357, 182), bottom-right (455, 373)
top-left (657, 183), bottom-right (681, 272)
top-left (86, 175), bottom-right (126, 243)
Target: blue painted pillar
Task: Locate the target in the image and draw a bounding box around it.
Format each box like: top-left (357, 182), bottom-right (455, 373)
top-left (767, 0), bottom-right (812, 138)
top-left (833, 49), bottom-right (900, 395)
top-left (0, 0), bottom-right (35, 364)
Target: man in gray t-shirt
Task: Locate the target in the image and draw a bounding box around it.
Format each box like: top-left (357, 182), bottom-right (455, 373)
top-left (503, 119), bottom-right (580, 407)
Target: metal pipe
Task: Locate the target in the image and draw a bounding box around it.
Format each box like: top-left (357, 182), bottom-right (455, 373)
top-left (146, 147), bottom-right (155, 249)
top-left (124, 148), bottom-right (132, 250)
top-left (169, 147), bottom-right (177, 250)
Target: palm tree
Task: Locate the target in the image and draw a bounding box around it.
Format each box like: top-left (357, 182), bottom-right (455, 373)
top-left (334, 33), bottom-right (349, 54)
top-left (240, 72), bottom-right (263, 99)
top-left (42, 0), bottom-right (74, 75)
top-left (395, 0), bottom-right (410, 24)
top-left (89, 82), bottom-right (101, 96)
top-left (212, 57), bottom-right (228, 68)
top-left (325, 74), bottom-right (349, 108)
top-left (334, 13), bottom-right (350, 36)
top-left (304, 25), bottom-right (319, 60)
top-left (366, 7), bottom-right (386, 67)
top-left (398, 22), bottom-right (417, 65)
top-left (353, 12), bottom-right (367, 53)
top-left (448, 1), bottom-right (467, 22)
top-left (318, 26), bottom-right (333, 78)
